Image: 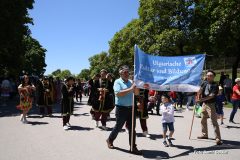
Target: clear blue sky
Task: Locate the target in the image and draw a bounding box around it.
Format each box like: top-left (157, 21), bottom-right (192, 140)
top-left (28, 0), bottom-right (139, 75)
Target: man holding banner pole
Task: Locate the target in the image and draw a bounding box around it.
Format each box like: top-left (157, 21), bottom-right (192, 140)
top-left (106, 65), bottom-right (142, 155)
top-left (196, 70), bottom-right (223, 145)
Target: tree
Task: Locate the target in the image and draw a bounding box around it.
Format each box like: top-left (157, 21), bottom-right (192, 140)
top-left (88, 52), bottom-right (114, 77)
top-left (108, 19), bottom-right (142, 75)
top-left (22, 36), bottom-right (47, 76)
top-left (138, 0), bottom-right (195, 55)
top-left (193, 0), bottom-right (240, 81)
top-left (50, 69), bottom-right (72, 79)
top-left (0, 0), bottom-right (35, 76)
top-left (52, 69), bottom-right (61, 77)
top-left (59, 70), bottom-right (72, 79)
top-left (77, 69), bottom-right (90, 81)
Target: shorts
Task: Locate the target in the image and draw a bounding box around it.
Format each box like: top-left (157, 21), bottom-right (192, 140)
top-left (162, 122), bottom-right (174, 132)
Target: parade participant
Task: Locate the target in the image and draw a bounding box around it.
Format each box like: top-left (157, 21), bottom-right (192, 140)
top-left (48, 76), bottom-right (56, 105)
top-left (229, 78), bottom-right (240, 123)
top-left (37, 77), bottom-right (53, 117)
top-left (106, 73), bottom-right (115, 120)
top-left (216, 86), bottom-right (225, 125)
top-left (186, 92), bottom-right (196, 111)
top-left (135, 89), bottom-right (151, 138)
top-left (54, 77), bottom-right (62, 104)
top-left (223, 74), bottom-right (232, 103)
top-left (169, 91), bottom-right (177, 110)
top-left (75, 79), bottom-right (83, 102)
top-left (17, 75), bottom-right (36, 123)
top-left (160, 94), bottom-right (175, 147)
top-left (154, 91), bottom-right (165, 115)
top-left (88, 74), bottom-right (101, 119)
top-left (196, 70), bottom-right (222, 145)
top-left (91, 69), bottom-right (114, 130)
top-left (106, 65), bottom-right (142, 155)
top-left (61, 76), bottom-right (75, 130)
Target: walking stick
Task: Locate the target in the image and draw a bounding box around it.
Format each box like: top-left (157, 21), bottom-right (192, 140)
top-left (189, 104), bottom-right (196, 140)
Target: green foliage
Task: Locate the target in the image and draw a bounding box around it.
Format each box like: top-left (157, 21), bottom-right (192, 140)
top-left (103, 0), bottom-right (239, 81)
top-left (0, 0), bottom-right (47, 77)
top-left (88, 52), bottom-right (115, 77)
top-left (77, 69), bottom-right (90, 81)
top-left (22, 36), bottom-right (46, 76)
top-left (50, 69), bottom-right (72, 80)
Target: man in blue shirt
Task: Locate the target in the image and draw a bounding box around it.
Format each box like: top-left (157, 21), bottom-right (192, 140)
top-left (106, 65), bottom-right (142, 155)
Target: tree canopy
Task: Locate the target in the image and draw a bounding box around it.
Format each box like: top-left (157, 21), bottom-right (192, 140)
top-left (82, 0), bottom-right (239, 81)
top-left (0, 0), bottom-right (46, 77)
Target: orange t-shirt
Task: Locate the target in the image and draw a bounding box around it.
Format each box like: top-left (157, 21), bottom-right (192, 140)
top-left (232, 84), bottom-right (240, 100)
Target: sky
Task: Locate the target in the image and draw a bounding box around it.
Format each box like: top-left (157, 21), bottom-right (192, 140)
top-left (28, 0), bottom-right (139, 75)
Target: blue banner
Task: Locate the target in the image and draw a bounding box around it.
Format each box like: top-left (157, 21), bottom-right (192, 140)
top-left (134, 45), bottom-right (205, 92)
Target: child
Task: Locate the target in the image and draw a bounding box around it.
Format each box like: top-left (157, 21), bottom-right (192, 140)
top-left (216, 86), bottom-right (225, 125)
top-left (160, 94), bottom-right (175, 147)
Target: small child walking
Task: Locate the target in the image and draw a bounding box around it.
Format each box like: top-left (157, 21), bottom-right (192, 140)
top-left (160, 94), bottom-right (175, 147)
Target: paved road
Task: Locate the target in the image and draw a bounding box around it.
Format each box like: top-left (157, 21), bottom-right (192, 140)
top-left (0, 96), bottom-right (239, 160)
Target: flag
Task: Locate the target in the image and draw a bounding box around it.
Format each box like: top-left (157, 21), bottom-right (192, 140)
top-left (134, 45), bottom-right (205, 92)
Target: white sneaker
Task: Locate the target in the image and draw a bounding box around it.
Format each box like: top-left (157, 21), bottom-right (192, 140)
top-left (23, 117), bottom-right (28, 124)
top-left (143, 131), bottom-right (151, 138)
top-left (101, 126), bottom-right (108, 130)
top-left (20, 114), bottom-right (23, 122)
top-left (95, 121), bottom-right (99, 127)
top-left (63, 125), bottom-right (69, 130)
top-left (125, 127), bottom-right (129, 134)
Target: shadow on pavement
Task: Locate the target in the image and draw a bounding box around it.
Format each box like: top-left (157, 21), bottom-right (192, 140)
top-left (174, 115), bottom-right (184, 118)
top-left (150, 134), bottom-right (163, 140)
top-left (226, 125), bottom-right (240, 129)
top-left (169, 139), bottom-right (240, 159)
top-left (68, 125), bottom-right (94, 131)
top-left (142, 150), bottom-right (170, 159)
top-left (27, 121), bottom-right (49, 125)
top-left (114, 147), bottom-right (130, 154)
top-left (73, 113), bottom-right (90, 117)
top-left (0, 97), bottom-right (19, 117)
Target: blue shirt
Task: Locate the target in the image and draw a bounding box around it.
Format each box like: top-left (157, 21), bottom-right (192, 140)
top-left (114, 78), bottom-right (133, 107)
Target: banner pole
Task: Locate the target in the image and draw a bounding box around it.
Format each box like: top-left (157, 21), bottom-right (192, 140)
top-left (130, 45), bottom-right (137, 152)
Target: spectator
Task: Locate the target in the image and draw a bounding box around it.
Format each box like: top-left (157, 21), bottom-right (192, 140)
top-left (223, 74), bottom-right (232, 102)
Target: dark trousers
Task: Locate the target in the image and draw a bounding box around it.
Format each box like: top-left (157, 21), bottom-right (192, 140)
top-left (230, 99), bottom-right (240, 121)
top-left (108, 106), bottom-right (136, 147)
top-left (224, 87), bottom-right (232, 102)
top-left (94, 111), bottom-right (108, 126)
top-left (126, 118), bottom-right (147, 132)
top-left (76, 91), bottom-right (82, 102)
top-left (40, 106), bottom-right (52, 115)
top-left (62, 115), bottom-right (70, 126)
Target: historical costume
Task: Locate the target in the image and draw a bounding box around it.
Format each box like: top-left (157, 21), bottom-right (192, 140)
top-left (61, 77), bottom-right (75, 130)
top-left (134, 89), bottom-right (150, 137)
top-left (17, 75), bottom-right (35, 123)
top-left (37, 77), bottom-right (53, 117)
top-left (91, 70), bottom-right (114, 129)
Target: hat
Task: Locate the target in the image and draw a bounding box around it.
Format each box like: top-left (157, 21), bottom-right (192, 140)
top-left (235, 78), bottom-right (240, 83)
top-left (100, 69), bottom-right (107, 73)
top-left (119, 65), bottom-right (129, 73)
top-left (219, 86), bottom-right (223, 90)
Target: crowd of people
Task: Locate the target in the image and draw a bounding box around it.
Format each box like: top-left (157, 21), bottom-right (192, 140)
top-left (0, 67), bottom-right (240, 155)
